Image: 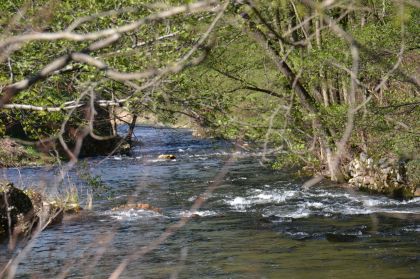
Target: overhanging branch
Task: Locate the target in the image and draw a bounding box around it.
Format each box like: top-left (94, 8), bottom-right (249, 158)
top-left (2, 99), bottom-right (126, 112)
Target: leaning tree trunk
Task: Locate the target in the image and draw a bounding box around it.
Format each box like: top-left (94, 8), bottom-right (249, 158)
top-left (242, 13), bottom-right (343, 181)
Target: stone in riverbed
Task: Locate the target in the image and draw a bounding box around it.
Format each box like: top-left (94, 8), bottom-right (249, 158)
top-left (158, 154), bottom-right (176, 160)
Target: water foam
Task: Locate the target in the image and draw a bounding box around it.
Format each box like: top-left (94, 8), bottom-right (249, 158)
top-left (103, 208), bottom-right (163, 221)
top-left (224, 186), bottom-right (420, 220)
top-left (179, 210), bottom-right (217, 217)
top-left (225, 189), bottom-right (298, 211)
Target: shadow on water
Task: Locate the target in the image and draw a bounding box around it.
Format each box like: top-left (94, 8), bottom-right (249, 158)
top-left (1, 126), bottom-right (419, 278)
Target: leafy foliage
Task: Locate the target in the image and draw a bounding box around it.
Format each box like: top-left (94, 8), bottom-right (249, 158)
top-left (1, 0), bottom-right (419, 173)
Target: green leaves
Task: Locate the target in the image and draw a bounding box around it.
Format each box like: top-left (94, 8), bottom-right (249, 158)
top-left (0, 0), bottom-right (418, 173)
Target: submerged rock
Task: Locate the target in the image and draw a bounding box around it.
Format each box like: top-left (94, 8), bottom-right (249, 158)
top-left (347, 154), bottom-right (417, 199)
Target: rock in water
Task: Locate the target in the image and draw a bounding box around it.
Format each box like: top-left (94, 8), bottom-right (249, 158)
top-left (347, 154), bottom-right (417, 199)
top-left (0, 182), bottom-right (74, 238)
top-left (158, 154), bottom-right (176, 160)
top-left (0, 181), bottom-right (34, 236)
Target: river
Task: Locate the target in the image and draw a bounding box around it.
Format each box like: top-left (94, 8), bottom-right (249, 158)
top-left (1, 126), bottom-right (419, 278)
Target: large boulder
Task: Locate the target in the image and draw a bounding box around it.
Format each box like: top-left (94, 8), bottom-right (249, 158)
top-left (0, 182), bottom-right (71, 239)
top-left (0, 181), bottom-right (34, 236)
top-left (348, 153), bottom-right (417, 199)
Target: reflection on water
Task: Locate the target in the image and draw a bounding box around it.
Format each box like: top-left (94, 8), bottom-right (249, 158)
top-left (1, 126), bottom-right (419, 278)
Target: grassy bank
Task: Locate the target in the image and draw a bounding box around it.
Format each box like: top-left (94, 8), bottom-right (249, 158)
top-left (0, 138), bottom-right (56, 168)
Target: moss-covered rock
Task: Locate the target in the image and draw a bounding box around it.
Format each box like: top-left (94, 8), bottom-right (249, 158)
top-left (1, 182), bottom-right (82, 240)
top-left (0, 181), bottom-right (34, 236)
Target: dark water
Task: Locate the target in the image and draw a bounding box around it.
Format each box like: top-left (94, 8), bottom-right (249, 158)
top-left (1, 126), bottom-right (419, 278)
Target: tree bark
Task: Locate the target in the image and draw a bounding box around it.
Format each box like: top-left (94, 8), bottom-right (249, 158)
top-left (125, 114), bottom-right (138, 144)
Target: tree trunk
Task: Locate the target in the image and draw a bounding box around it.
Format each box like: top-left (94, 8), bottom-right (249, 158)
top-left (125, 114), bottom-right (138, 144)
top-left (242, 13), bottom-right (348, 181)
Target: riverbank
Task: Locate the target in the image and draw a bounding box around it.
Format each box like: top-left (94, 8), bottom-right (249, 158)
top-left (0, 138), bottom-right (56, 168)
top-left (1, 129), bottom-right (418, 200)
top-left (0, 136), bottom-right (132, 168)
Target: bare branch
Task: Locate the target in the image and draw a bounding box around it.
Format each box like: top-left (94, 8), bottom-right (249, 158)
top-left (2, 99), bottom-right (125, 111)
top-left (0, 1), bottom-right (220, 108)
top-left (0, 1), bottom-right (218, 51)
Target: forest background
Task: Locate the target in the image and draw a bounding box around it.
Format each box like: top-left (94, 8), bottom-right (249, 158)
top-left (0, 0), bottom-right (419, 197)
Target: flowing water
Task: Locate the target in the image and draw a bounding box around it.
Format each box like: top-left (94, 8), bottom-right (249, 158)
top-left (1, 126), bottom-right (419, 278)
